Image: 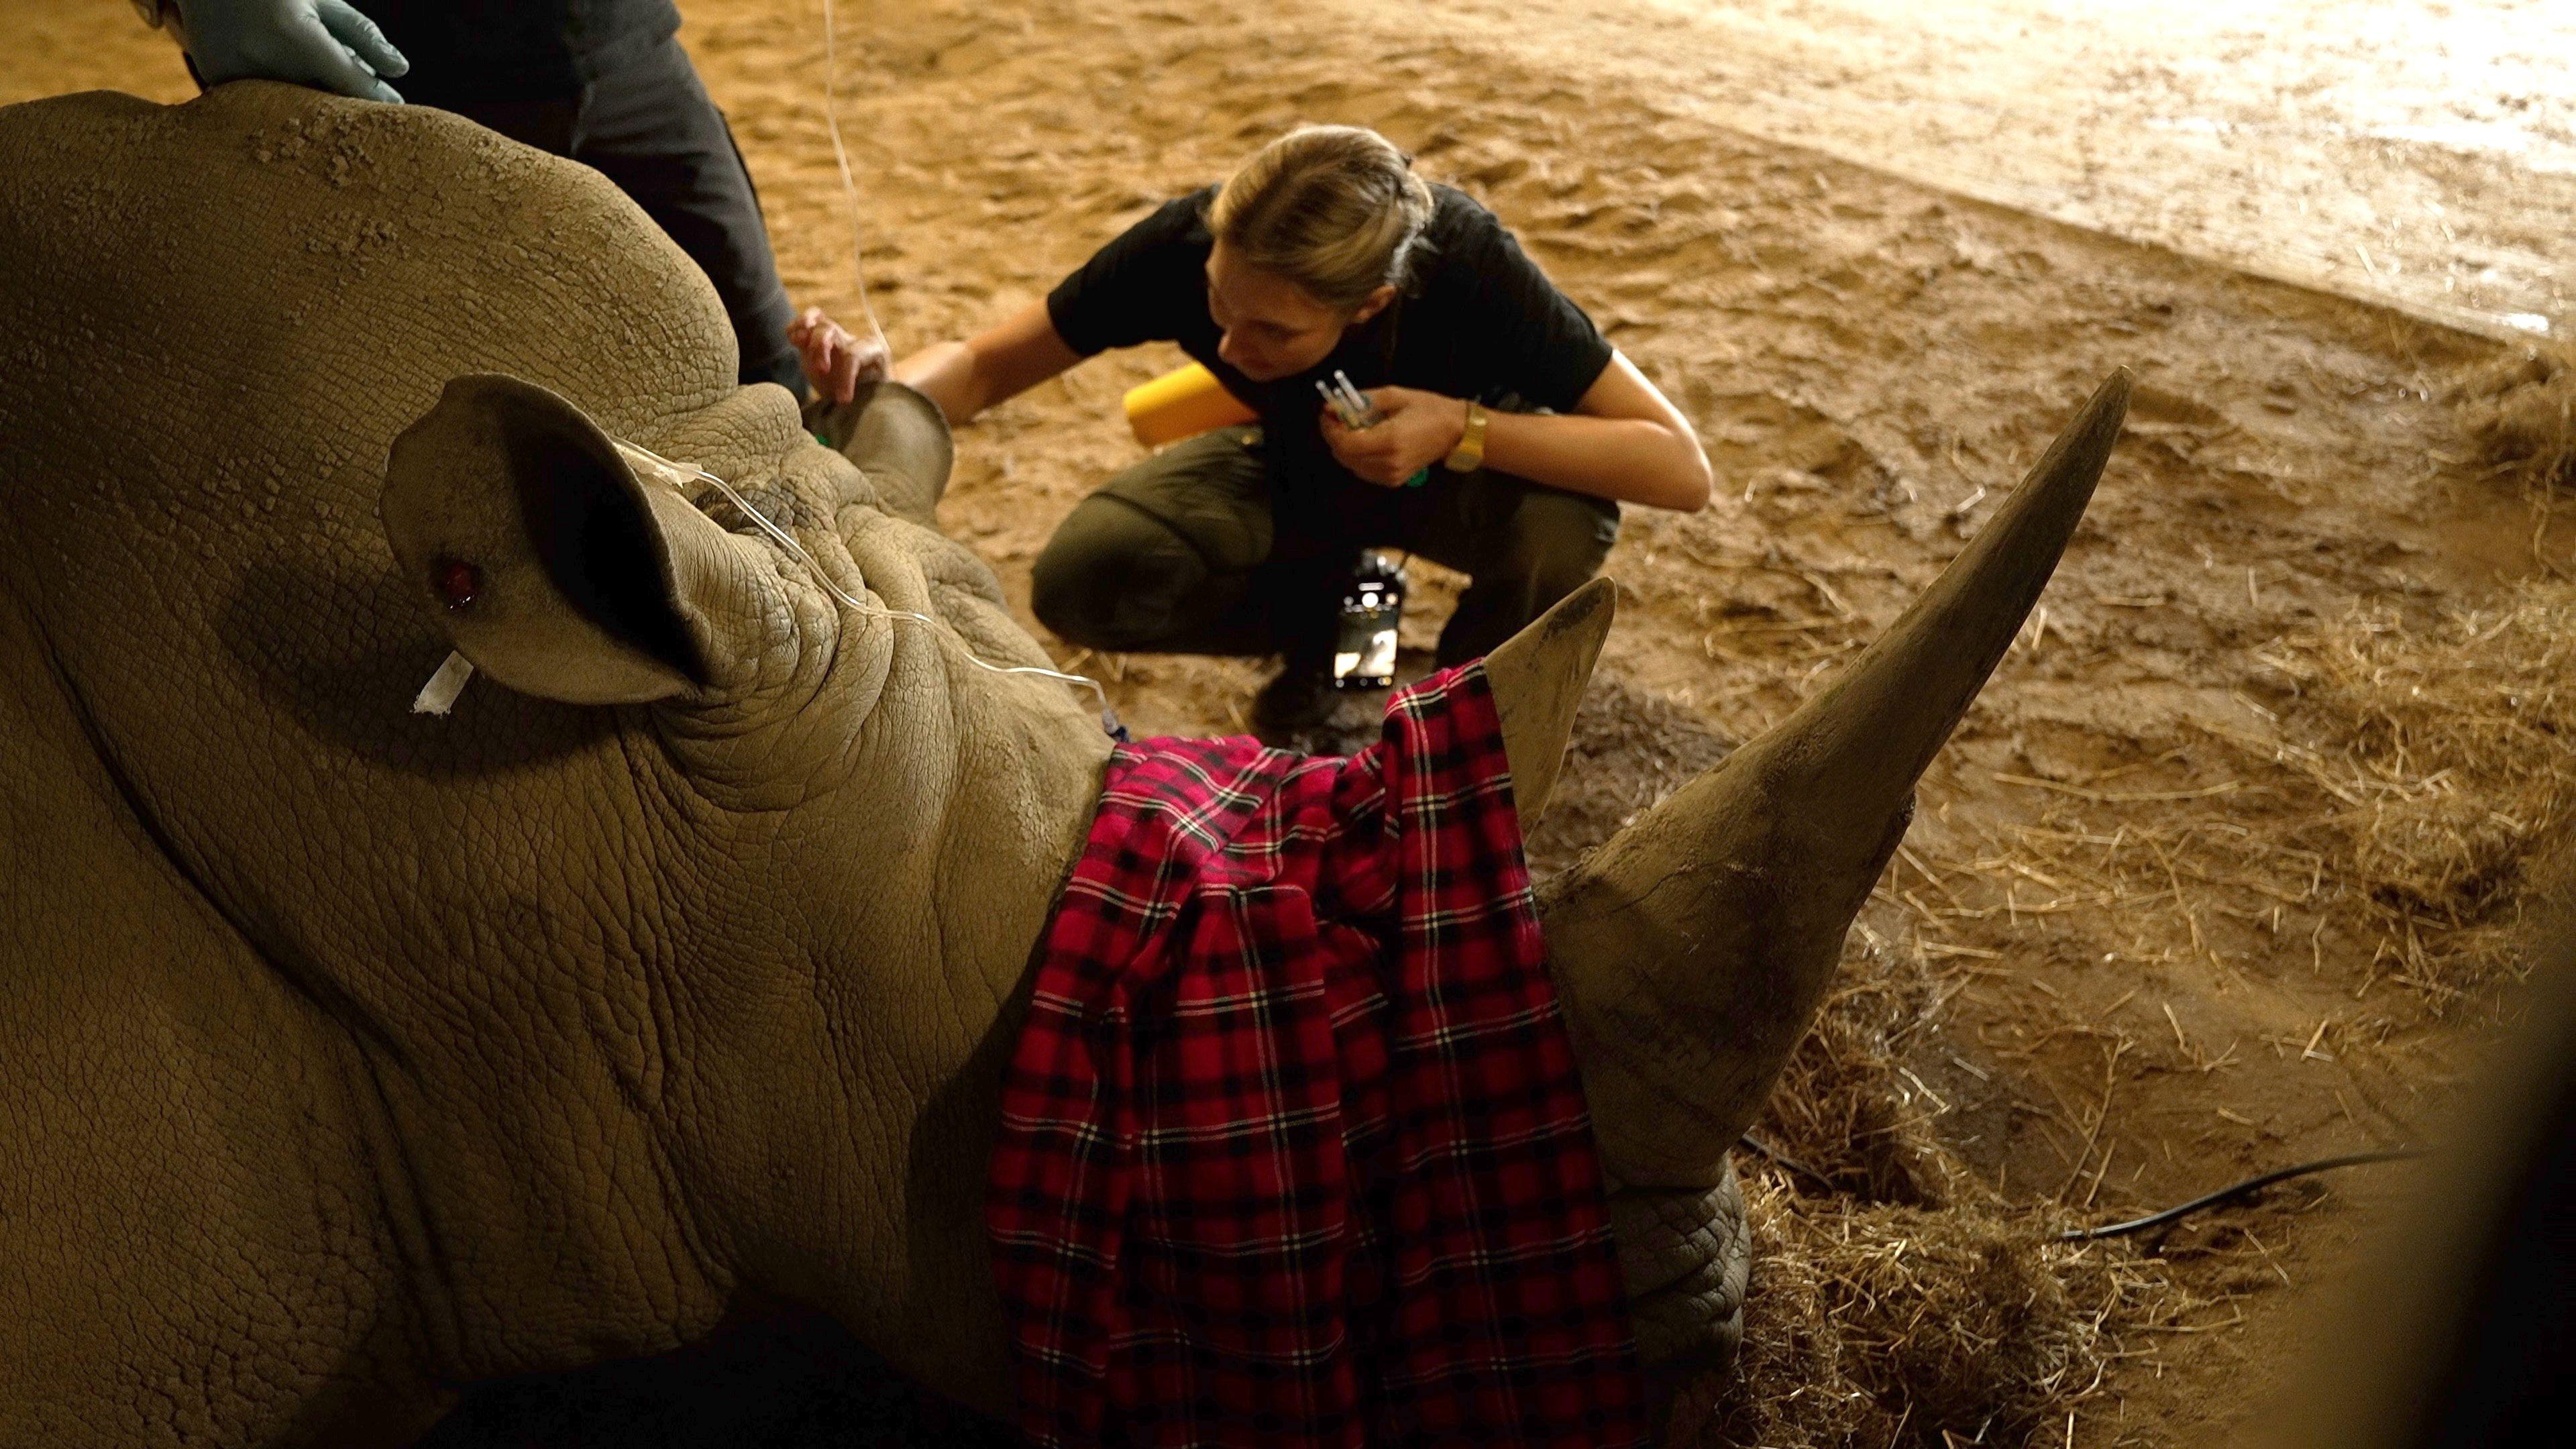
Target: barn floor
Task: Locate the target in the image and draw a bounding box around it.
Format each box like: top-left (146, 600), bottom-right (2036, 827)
top-left (7, 1), bottom-right (2571, 1444)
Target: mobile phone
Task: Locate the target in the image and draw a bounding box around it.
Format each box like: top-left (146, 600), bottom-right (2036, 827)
top-left (1334, 551), bottom-right (1406, 690)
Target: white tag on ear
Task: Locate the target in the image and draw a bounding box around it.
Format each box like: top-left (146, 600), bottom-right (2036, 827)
top-left (412, 651), bottom-right (476, 715)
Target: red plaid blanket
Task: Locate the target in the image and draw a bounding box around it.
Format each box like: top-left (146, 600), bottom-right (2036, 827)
top-left (987, 663), bottom-right (1646, 1446)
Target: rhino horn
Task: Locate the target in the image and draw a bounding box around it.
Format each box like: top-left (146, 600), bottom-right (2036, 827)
top-left (1540, 370), bottom-right (2132, 1187)
top-left (1485, 576), bottom-right (1616, 826)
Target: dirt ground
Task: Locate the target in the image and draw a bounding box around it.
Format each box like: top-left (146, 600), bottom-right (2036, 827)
top-left (7, 1), bottom-right (2574, 1445)
top-left (1291, 0), bottom-right (2576, 342)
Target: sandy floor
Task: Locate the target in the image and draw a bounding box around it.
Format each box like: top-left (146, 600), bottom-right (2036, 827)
top-left (17, 2), bottom-right (2567, 335)
top-left (7, 1), bottom-right (2573, 1444)
top-left (1302, 0), bottom-right (2576, 341)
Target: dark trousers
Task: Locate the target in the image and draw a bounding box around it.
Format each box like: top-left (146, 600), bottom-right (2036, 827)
top-left (1030, 427), bottom-right (1620, 668)
top-left (411, 38), bottom-right (806, 397)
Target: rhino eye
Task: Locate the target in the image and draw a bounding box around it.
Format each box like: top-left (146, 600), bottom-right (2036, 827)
top-left (432, 558), bottom-right (482, 610)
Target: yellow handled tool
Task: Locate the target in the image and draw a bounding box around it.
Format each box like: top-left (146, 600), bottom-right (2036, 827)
top-left (1123, 362), bottom-right (1256, 447)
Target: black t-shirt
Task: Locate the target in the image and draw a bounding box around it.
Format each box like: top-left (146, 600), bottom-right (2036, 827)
top-left (1046, 184), bottom-right (1613, 474)
top-left (358, 0), bottom-right (682, 102)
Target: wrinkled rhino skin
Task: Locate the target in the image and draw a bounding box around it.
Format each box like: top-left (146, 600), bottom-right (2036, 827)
top-left (0, 83), bottom-right (1110, 1444)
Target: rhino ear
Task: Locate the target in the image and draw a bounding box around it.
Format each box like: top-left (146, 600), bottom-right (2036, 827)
top-left (382, 373), bottom-right (740, 705)
top-left (1484, 576), bottom-right (1615, 826)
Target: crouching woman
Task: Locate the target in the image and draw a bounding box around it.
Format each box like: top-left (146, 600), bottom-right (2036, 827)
top-left (897, 124), bottom-right (1713, 733)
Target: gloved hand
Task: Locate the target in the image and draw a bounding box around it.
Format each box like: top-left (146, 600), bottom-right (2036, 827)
top-left (171, 0), bottom-right (409, 104)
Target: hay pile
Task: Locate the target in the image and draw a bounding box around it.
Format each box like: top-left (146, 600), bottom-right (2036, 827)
top-left (2459, 342), bottom-right (2576, 495)
top-left (2243, 580), bottom-right (2576, 1001)
top-left (1663, 939), bottom-right (2202, 1449)
top-left (1682, 1183), bottom-right (2162, 1449)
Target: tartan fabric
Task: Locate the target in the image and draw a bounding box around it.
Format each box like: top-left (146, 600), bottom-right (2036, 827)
top-left (987, 663), bottom-right (1646, 1446)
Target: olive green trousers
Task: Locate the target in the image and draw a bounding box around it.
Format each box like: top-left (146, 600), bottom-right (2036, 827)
top-left (1029, 426), bottom-right (1619, 668)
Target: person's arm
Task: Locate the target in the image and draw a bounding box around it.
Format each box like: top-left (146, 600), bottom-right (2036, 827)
top-left (893, 298), bottom-right (1085, 426)
top-left (904, 189), bottom-right (1210, 424)
top-left (1322, 352), bottom-right (1714, 511)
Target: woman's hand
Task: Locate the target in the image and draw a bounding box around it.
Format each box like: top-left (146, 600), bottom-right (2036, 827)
top-left (1322, 386), bottom-right (1467, 488)
top-left (788, 307), bottom-right (890, 407)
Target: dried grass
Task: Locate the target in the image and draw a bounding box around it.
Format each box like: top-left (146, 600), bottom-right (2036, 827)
top-left (1755, 943), bottom-right (1976, 1211)
top-left (2458, 341), bottom-right (2576, 494)
top-left (1888, 574), bottom-right (2576, 1016)
top-left (1674, 943), bottom-right (2207, 1448)
top-left (2238, 580), bottom-right (2576, 1000)
top-left (1680, 1179), bottom-right (2191, 1449)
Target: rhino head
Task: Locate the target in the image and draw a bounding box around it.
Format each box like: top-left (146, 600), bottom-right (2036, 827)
top-left (376, 343), bottom-right (2129, 1396)
top-left (368, 370), bottom-right (1133, 1412)
top-left (0, 80), bottom-right (2125, 1444)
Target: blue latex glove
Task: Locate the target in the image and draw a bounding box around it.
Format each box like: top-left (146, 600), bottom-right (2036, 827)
top-left (172, 0), bottom-right (409, 104)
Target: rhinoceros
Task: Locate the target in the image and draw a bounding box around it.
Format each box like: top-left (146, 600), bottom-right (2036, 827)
top-left (0, 82), bottom-right (2127, 1446)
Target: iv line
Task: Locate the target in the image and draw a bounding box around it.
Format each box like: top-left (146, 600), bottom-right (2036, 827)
top-left (818, 0), bottom-right (890, 365)
top-left (607, 0), bottom-right (1116, 735)
top-left (612, 439), bottom-right (1121, 732)
top-left (790, 9), bottom-right (1112, 729)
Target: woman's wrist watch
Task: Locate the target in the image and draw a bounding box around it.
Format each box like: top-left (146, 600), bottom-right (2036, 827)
top-left (1443, 399), bottom-right (1489, 472)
